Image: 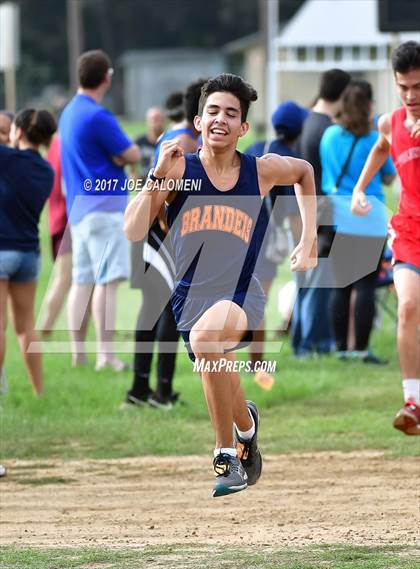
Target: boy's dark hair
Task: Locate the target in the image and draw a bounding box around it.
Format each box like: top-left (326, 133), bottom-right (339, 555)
top-left (392, 41), bottom-right (420, 74)
top-left (339, 80), bottom-right (373, 137)
top-left (165, 91), bottom-right (184, 122)
top-left (319, 68), bottom-right (351, 102)
top-left (77, 50), bottom-right (112, 89)
top-left (184, 78), bottom-right (209, 124)
top-left (14, 109), bottom-right (56, 146)
top-left (198, 73), bottom-right (258, 122)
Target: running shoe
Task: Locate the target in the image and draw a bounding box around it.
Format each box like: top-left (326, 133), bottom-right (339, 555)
top-left (124, 390), bottom-right (153, 407)
top-left (393, 400), bottom-right (420, 435)
top-left (212, 453), bottom-right (248, 497)
top-left (147, 392), bottom-right (174, 410)
top-left (234, 400), bottom-right (263, 486)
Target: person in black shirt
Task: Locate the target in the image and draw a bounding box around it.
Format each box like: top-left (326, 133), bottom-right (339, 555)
top-left (0, 109), bottom-right (56, 395)
top-left (126, 84), bottom-right (205, 409)
top-left (292, 69), bottom-right (351, 358)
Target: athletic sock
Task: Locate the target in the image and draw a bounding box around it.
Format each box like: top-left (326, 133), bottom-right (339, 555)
top-left (214, 447), bottom-right (237, 458)
top-left (235, 409), bottom-right (255, 441)
top-left (402, 379), bottom-right (420, 405)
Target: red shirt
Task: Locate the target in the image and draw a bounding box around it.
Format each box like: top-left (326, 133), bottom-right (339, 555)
top-left (390, 107), bottom-right (420, 218)
top-left (389, 107), bottom-right (420, 266)
top-left (47, 136), bottom-right (68, 236)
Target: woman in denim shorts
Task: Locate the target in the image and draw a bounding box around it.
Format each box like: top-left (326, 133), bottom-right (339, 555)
top-left (0, 109), bottom-right (56, 395)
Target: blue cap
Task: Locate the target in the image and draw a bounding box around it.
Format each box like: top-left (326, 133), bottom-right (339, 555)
top-left (271, 101), bottom-right (309, 137)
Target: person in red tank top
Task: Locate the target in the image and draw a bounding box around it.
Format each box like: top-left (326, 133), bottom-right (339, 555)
top-left (39, 136), bottom-right (73, 337)
top-left (352, 41), bottom-right (420, 436)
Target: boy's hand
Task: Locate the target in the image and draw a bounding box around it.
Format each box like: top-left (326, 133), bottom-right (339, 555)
top-left (290, 236), bottom-right (318, 272)
top-left (154, 139), bottom-right (184, 179)
top-left (351, 190), bottom-right (372, 216)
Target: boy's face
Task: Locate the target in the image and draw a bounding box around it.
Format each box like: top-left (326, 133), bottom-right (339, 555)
top-left (147, 108), bottom-right (165, 137)
top-left (0, 114), bottom-right (12, 145)
top-left (195, 91), bottom-right (249, 149)
top-left (395, 68), bottom-right (420, 119)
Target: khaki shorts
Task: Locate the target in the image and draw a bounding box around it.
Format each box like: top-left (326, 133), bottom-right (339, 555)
top-left (70, 212), bottom-right (129, 285)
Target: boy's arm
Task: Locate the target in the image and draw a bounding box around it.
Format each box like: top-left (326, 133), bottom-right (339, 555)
top-left (351, 114), bottom-right (392, 216)
top-left (124, 139), bottom-right (184, 241)
top-left (257, 154), bottom-right (317, 271)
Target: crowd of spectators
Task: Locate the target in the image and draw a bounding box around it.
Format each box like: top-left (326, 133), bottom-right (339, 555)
top-left (0, 50), bottom-right (399, 402)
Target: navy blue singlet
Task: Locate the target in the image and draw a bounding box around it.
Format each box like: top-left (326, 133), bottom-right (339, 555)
top-left (166, 151), bottom-right (266, 346)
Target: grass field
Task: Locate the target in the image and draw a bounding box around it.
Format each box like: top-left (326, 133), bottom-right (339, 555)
top-left (1, 124), bottom-right (418, 568)
top-left (2, 215), bottom-right (414, 460)
top-left (2, 544), bottom-right (420, 569)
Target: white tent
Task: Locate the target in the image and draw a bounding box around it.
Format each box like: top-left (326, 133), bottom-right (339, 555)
top-left (267, 0), bottom-right (420, 116)
top-left (275, 0), bottom-right (419, 71)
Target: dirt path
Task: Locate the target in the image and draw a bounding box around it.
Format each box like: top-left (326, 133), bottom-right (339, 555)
top-left (1, 452), bottom-right (419, 549)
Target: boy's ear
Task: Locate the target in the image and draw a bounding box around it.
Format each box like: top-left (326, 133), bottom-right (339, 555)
top-left (194, 115), bottom-right (202, 132)
top-left (239, 121), bottom-right (249, 138)
top-left (13, 126), bottom-right (23, 143)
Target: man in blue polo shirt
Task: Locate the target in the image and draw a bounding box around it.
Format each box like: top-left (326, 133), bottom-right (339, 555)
top-left (60, 49), bottom-right (140, 370)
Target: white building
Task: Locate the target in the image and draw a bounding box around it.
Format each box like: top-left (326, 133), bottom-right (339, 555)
top-left (227, 0), bottom-right (420, 128)
top-left (121, 49), bottom-right (224, 119)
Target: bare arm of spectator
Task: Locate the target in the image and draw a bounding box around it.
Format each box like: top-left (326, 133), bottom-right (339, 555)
top-left (112, 144), bottom-right (141, 167)
top-left (90, 109), bottom-right (140, 167)
top-left (351, 114), bottom-right (391, 215)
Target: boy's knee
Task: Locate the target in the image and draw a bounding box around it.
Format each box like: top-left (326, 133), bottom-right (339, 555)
top-left (189, 329), bottom-right (222, 358)
top-left (398, 299), bottom-right (418, 326)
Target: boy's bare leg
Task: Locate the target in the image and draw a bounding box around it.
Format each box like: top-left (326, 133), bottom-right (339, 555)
top-left (68, 283), bottom-right (92, 366)
top-left (9, 281), bottom-right (43, 395)
top-left (0, 280), bottom-right (8, 373)
top-left (40, 253), bottom-right (72, 334)
top-left (393, 268), bottom-right (420, 380)
top-left (392, 267), bottom-right (420, 435)
top-left (190, 300), bottom-right (252, 449)
top-left (92, 280), bottom-right (127, 371)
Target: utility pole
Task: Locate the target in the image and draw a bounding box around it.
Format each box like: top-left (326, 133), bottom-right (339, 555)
top-left (263, 0), bottom-right (280, 134)
top-left (260, 0), bottom-right (279, 135)
top-left (67, 0), bottom-right (84, 92)
top-left (259, 0), bottom-right (268, 131)
top-left (0, 2), bottom-right (20, 112)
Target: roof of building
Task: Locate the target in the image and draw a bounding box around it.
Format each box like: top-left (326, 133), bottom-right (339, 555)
top-left (120, 48), bottom-right (223, 65)
top-left (223, 32), bottom-right (262, 55)
top-left (277, 0), bottom-right (420, 47)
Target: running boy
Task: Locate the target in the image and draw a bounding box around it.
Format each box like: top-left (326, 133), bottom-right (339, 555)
top-left (352, 42), bottom-right (420, 435)
top-left (125, 74), bottom-right (318, 495)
